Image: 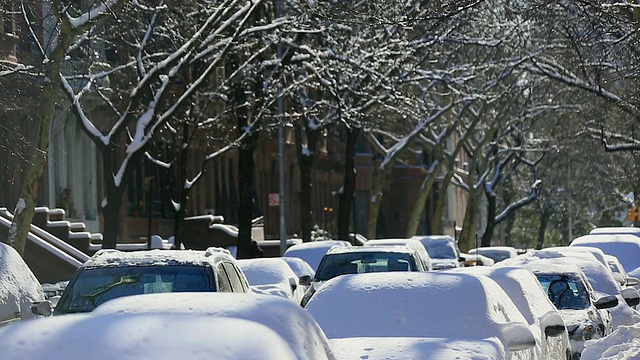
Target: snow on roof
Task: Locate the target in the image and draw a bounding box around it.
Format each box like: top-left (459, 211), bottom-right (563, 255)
top-left (304, 271), bottom-right (529, 345)
top-left (570, 234), bottom-right (640, 275)
top-left (542, 246), bottom-right (608, 268)
top-left (500, 253), bottom-right (620, 296)
top-left (83, 248), bottom-right (233, 268)
top-left (589, 227), bottom-right (640, 236)
top-left (236, 258), bottom-right (297, 286)
top-left (499, 256), bottom-right (585, 276)
top-left (329, 336), bottom-right (505, 360)
top-left (283, 240), bottom-right (351, 271)
top-left (93, 292), bottom-right (336, 360)
top-left (0, 242), bottom-right (45, 322)
top-left (326, 245), bottom-right (414, 255)
top-left (0, 312), bottom-right (298, 360)
top-left (444, 266), bottom-right (556, 326)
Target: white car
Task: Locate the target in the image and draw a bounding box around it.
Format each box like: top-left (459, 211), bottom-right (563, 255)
top-left (0, 312), bottom-right (298, 360)
top-left (468, 246), bottom-right (518, 263)
top-left (503, 251), bottom-right (637, 325)
top-left (301, 245), bottom-right (427, 306)
top-left (363, 238), bottom-right (433, 271)
top-left (444, 266), bottom-right (571, 359)
top-left (411, 235), bottom-right (464, 269)
top-left (305, 271), bottom-right (537, 359)
top-left (0, 242), bottom-right (46, 326)
top-left (604, 254), bottom-right (640, 289)
top-left (93, 292), bottom-right (337, 360)
top-left (279, 256), bottom-right (315, 292)
top-left (283, 240), bottom-right (351, 271)
top-left (570, 233), bottom-right (640, 280)
top-left (236, 258), bottom-right (305, 304)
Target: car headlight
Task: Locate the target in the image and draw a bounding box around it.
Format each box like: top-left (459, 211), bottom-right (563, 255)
top-left (567, 322), bottom-right (598, 341)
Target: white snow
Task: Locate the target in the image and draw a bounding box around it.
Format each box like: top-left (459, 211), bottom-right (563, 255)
top-left (582, 323), bottom-right (640, 359)
top-left (236, 258), bottom-right (304, 303)
top-left (0, 242), bottom-right (45, 322)
top-left (0, 312), bottom-right (298, 360)
top-left (304, 271), bottom-right (536, 358)
top-left (283, 240), bottom-right (351, 271)
top-left (92, 292), bottom-right (336, 360)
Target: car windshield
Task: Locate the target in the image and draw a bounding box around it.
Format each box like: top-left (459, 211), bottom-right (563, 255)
top-left (55, 265), bottom-right (215, 314)
top-left (315, 252), bottom-right (416, 281)
top-left (422, 240), bottom-right (456, 259)
top-left (535, 273), bottom-right (590, 310)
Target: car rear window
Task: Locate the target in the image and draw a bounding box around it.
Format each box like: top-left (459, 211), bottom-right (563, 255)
top-left (315, 252), bottom-right (416, 281)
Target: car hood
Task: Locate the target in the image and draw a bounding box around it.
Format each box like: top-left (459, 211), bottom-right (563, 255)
top-left (557, 308), bottom-right (604, 330)
top-left (329, 336), bottom-right (506, 360)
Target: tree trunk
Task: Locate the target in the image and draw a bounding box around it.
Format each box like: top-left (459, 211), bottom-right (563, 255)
top-left (338, 126), bottom-right (359, 241)
top-left (101, 182), bottom-right (123, 249)
top-left (367, 168), bottom-right (391, 239)
top-left (235, 83), bottom-right (262, 259)
top-left (458, 190), bottom-right (479, 252)
top-left (537, 206), bottom-right (550, 249)
top-left (432, 172), bottom-right (454, 235)
top-left (481, 192), bottom-right (497, 247)
top-left (8, 58), bottom-right (62, 255)
top-left (294, 123), bottom-right (316, 242)
top-left (406, 162), bottom-right (442, 237)
top-left (173, 123), bottom-right (191, 250)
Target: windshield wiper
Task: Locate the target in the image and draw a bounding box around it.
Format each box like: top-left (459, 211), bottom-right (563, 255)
top-left (81, 275), bottom-right (141, 307)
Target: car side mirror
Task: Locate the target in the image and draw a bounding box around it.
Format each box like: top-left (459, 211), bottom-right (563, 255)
top-left (499, 322), bottom-right (536, 351)
top-left (540, 311), bottom-right (566, 337)
top-left (298, 275), bottom-right (312, 286)
top-left (626, 277), bottom-right (640, 287)
top-left (31, 300), bottom-right (53, 317)
top-left (594, 295), bottom-right (619, 309)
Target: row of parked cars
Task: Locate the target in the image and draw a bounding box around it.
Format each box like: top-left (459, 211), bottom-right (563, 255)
top-left (2, 228), bottom-right (640, 359)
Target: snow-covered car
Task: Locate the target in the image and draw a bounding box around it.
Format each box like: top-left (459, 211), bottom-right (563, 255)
top-left (0, 242), bottom-right (46, 327)
top-left (301, 245), bottom-right (427, 306)
top-left (236, 257), bottom-right (305, 304)
top-left (604, 254), bottom-right (640, 289)
top-left (283, 240), bottom-right (351, 271)
top-left (93, 292), bottom-right (337, 360)
top-left (444, 266), bottom-right (571, 359)
top-left (279, 256), bottom-right (315, 292)
top-left (460, 251), bottom-right (495, 266)
top-left (363, 238), bottom-right (433, 271)
top-left (39, 247), bottom-right (251, 316)
top-left (410, 235), bottom-right (464, 269)
top-left (570, 233), bottom-right (640, 280)
top-left (496, 257), bottom-right (618, 357)
top-left (0, 312), bottom-right (298, 360)
top-left (467, 246), bottom-right (518, 263)
top-left (305, 271), bottom-right (537, 360)
top-left (521, 249), bottom-right (639, 326)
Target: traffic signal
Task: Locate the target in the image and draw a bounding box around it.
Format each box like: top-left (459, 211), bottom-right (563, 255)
top-left (629, 207), bottom-right (638, 222)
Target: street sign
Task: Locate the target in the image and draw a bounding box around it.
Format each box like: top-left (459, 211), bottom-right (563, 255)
top-left (269, 193), bottom-right (280, 206)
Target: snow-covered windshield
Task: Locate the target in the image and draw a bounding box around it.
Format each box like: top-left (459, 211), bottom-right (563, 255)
top-left (55, 265), bottom-right (215, 314)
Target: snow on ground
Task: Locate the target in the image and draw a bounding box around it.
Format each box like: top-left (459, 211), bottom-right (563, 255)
top-left (582, 323), bottom-right (640, 359)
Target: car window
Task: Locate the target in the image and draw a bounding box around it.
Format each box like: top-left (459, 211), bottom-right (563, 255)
top-left (535, 273), bottom-right (590, 310)
top-left (216, 263), bottom-right (233, 292)
top-left (315, 252), bottom-right (416, 281)
top-left (55, 265), bottom-right (215, 314)
top-left (422, 241), bottom-right (457, 259)
top-left (222, 263), bottom-right (248, 293)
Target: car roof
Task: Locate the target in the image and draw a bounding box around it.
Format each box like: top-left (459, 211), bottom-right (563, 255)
top-left (305, 271), bottom-right (528, 344)
top-left (93, 292), bottom-right (336, 360)
top-left (83, 247), bottom-right (235, 269)
top-left (0, 312), bottom-right (298, 360)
